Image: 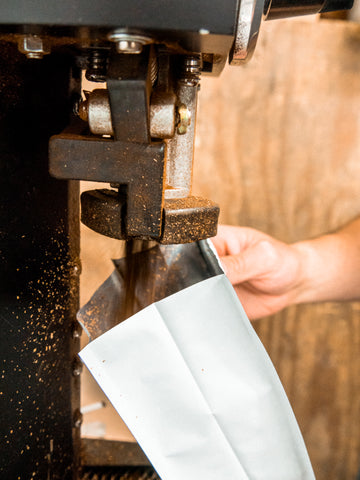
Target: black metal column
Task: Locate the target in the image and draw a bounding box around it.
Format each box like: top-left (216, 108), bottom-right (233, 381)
top-left (0, 43), bottom-right (81, 479)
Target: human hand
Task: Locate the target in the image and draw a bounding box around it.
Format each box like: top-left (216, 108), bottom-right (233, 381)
top-left (211, 225), bottom-right (305, 319)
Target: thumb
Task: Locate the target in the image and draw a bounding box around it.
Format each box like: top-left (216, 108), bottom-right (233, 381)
top-left (219, 241), bottom-right (274, 285)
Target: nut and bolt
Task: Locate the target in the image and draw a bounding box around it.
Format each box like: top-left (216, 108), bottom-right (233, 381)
top-left (176, 104), bottom-right (192, 135)
top-left (107, 31), bottom-right (152, 54)
top-left (18, 35), bottom-right (50, 59)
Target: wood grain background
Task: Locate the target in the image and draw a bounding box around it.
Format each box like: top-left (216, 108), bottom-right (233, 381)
top-left (193, 18), bottom-right (360, 480)
top-left (80, 18), bottom-right (360, 479)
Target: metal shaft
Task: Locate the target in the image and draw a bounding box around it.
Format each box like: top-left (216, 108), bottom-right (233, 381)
top-left (165, 55), bottom-right (201, 199)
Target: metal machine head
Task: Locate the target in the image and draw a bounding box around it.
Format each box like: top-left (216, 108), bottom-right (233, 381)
top-left (13, 0), bottom-right (339, 243)
top-left (3, 0), bottom-right (352, 245)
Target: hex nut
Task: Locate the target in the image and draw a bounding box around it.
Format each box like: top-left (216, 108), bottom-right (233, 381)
top-left (177, 104), bottom-right (192, 135)
top-left (18, 35), bottom-right (50, 59)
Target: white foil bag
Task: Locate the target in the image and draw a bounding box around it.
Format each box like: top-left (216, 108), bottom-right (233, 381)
top-left (79, 274), bottom-right (315, 480)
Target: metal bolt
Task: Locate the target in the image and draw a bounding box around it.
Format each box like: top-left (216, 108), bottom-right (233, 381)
top-left (73, 409), bottom-right (83, 428)
top-left (78, 98), bottom-right (89, 123)
top-left (176, 104), bottom-right (192, 135)
top-left (72, 358), bottom-right (83, 377)
top-left (107, 31), bottom-right (152, 54)
top-left (18, 35), bottom-right (50, 59)
top-left (71, 323), bottom-right (82, 340)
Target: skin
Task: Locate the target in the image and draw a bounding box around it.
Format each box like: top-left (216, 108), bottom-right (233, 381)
top-left (211, 219), bottom-right (360, 319)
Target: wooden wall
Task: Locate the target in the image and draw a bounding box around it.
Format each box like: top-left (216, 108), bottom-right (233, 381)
top-left (193, 18), bottom-right (360, 480)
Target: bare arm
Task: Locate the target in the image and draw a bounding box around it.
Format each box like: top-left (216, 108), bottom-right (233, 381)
top-left (211, 219), bottom-right (360, 319)
top-left (293, 218), bottom-right (360, 303)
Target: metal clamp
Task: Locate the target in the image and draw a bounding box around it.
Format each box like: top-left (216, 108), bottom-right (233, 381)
top-left (229, 0), bottom-right (266, 65)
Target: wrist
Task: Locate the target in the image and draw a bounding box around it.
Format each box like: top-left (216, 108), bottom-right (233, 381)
top-left (290, 239), bottom-right (324, 304)
top-left (291, 233), bottom-right (344, 304)
top-left (291, 231), bottom-right (356, 304)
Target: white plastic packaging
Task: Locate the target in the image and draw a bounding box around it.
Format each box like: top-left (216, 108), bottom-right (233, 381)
top-left (80, 274), bottom-right (315, 480)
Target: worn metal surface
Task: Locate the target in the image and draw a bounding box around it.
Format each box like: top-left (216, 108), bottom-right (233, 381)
top-left (81, 189), bottom-right (219, 243)
top-left (81, 189), bottom-right (126, 240)
top-left (107, 48), bottom-right (153, 144)
top-left (79, 89), bottom-right (176, 139)
top-left (50, 49), bottom-right (174, 240)
top-left (165, 56), bottom-right (201, 199)
top-left (49, 130), bottom-right (166, 239)
top-left (150, 91), bottom-right (176, 139)
top-left (161, 196), bottom-right (220, 244)
top-left (0, 42), bottom-right (81, 479)
top-left (229, 0), bottom-right (265, 65)
top-left (79, 89), bottom-right (114, 136)
top-left (52, 51), bottom-right (220, 242)
top-left (81, 439), bottom-right (150, 467)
